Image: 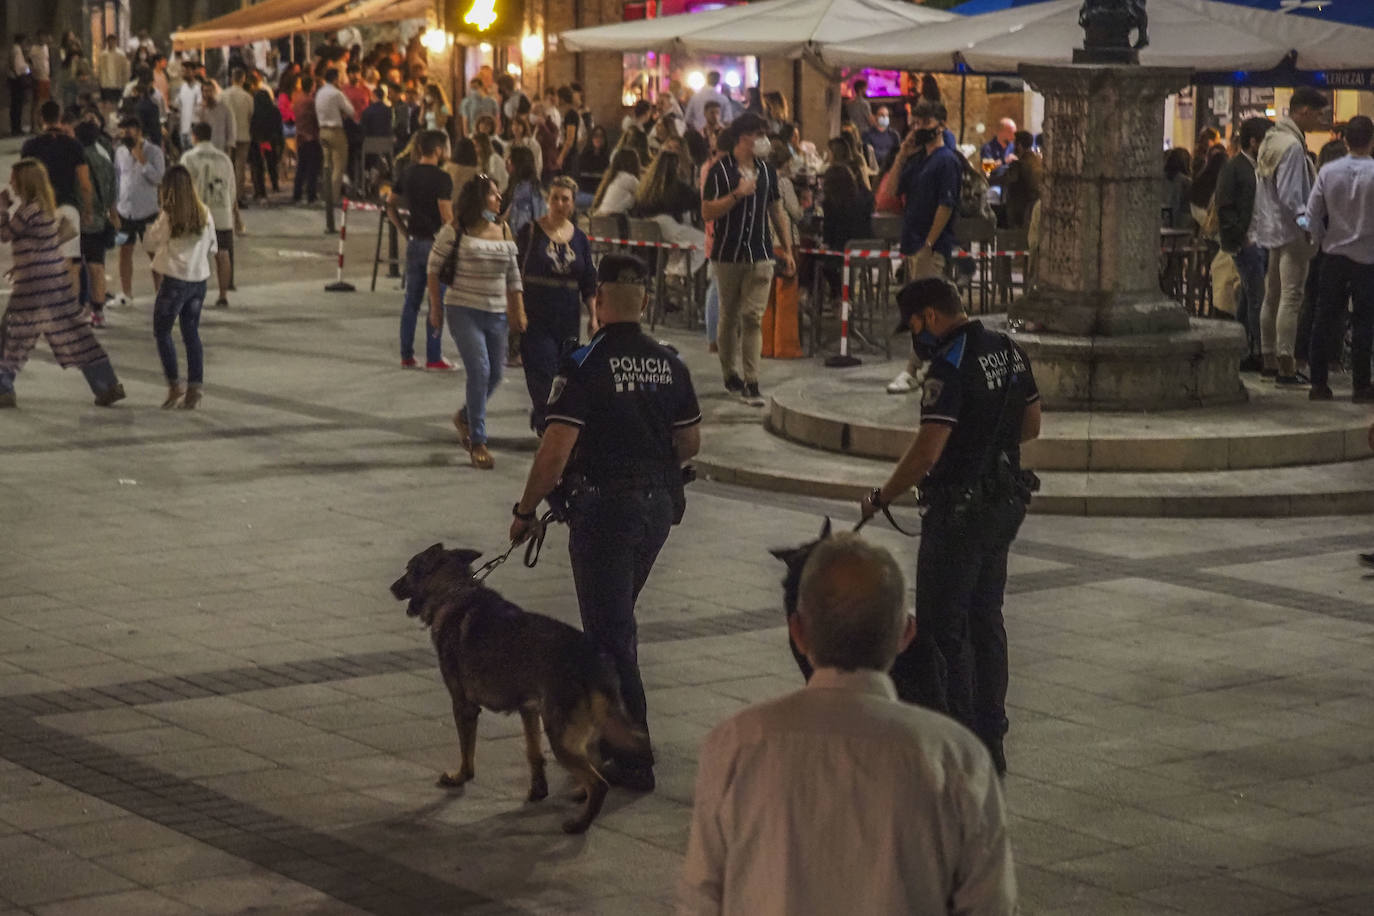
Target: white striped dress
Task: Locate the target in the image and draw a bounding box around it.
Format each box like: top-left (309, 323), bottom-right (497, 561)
top-left (0, 203), bottom-right (107, 377)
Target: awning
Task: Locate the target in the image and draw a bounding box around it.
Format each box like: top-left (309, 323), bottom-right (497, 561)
top-left (559, 0), bottom-right (956, 59)
top-left (822, 0), bottom-right (1374, 73)
top-left (171, 0), bottom-right (429, 51)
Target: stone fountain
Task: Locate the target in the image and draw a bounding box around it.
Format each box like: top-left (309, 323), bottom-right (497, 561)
top-left (1008, 0), bottom-right (1248, 410)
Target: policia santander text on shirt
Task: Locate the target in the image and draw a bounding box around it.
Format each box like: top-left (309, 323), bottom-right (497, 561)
top-left (510, 254), bottom-right (703, 793)
top-left (859, 277), bottom-right (1042, 776)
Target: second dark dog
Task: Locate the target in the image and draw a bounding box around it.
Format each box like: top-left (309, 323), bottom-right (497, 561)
top-left (391, 543), bottom-right (653, 834)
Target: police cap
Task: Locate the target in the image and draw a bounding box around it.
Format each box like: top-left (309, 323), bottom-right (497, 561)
top-left (597, 253), bottom-right (650, 288)
top-left (893, 276), bottom-right (963, 334)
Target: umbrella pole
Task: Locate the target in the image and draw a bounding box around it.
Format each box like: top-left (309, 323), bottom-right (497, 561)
top-left (959, 71), bottom-right (966, 146)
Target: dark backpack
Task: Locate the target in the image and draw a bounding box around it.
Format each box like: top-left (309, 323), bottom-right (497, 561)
top-left (958, 155), bottom-right (995, 223)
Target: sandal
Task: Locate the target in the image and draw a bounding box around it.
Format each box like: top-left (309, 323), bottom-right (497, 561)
top-left (179, 386), bottom-right (202, 409)
top-left (163, 384), bottom-right (186, 409)
top-left (469, 443), bottom-right (494, 470)
top-left (453, 410), bottom-right (471, 450)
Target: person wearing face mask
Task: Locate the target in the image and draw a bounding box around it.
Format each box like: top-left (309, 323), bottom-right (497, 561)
top-left (864, 105), bottom-right (901, 175)
top-left (113, 115), bottom-right (166, 307)
top-left (702, 112), bottom-right (796, 408)
top-left (859, 277), bottom-right (1042, 777)
top-left (876, 99), bottom-right (962, 394)
top-left (390, 129), bottom-right (455, 371)
top-left (427, 174), bottom-right (527, 470)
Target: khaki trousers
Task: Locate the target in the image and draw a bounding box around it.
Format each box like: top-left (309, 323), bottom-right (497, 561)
top-left (1259, 236), bottom-right (1314, 360)
top-left (319, 126), bottom-right (349, 216)
top-left (714, 260), bottom-right (774, 385)
top-left (232, 142), bottom-right (251, 202)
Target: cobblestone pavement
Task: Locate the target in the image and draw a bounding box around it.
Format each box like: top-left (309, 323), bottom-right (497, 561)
top-left (2, 149), bottom-right (1374, 913)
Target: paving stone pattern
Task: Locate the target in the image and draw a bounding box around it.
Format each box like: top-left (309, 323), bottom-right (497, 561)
top-left (2, 145), bottom-right (1374, 913)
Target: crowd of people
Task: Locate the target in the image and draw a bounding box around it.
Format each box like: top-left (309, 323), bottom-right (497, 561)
top-left (1166, 87), bottom-right (1374, 402)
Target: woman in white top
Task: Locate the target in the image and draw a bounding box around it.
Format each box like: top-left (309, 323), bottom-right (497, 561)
top-left (473, 132), bottom-right (508, 192)
top-left (427, 174), bottom-right (526, 470)
top-left (144, 165), bottom-right (217, 409)
top-left (591, 148), bottom-right (642, 218)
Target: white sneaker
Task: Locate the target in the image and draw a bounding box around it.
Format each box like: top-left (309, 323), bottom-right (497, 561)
top-left (114, 294), bottom-right (131, 308)
top-left (886, 370), bottom-right (917, 394)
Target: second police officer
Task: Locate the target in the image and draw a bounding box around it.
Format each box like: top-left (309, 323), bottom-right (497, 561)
top-left (859, 277), bottom-right (1042, 776)
top-left (510, 253), bottom-right (702, 793)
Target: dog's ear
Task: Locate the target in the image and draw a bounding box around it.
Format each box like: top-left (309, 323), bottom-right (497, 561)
top-left (422, 543), bottom-right (445, 558)
top-left (450, 548), bottom-right (483, 567)
top-left (819, 517), bottom-right (832, 539)
top-left (768, 546), bottom-right (796, 562)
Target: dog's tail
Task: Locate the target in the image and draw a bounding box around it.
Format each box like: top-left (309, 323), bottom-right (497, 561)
top-left (590, 690), bottom-right (654, 770)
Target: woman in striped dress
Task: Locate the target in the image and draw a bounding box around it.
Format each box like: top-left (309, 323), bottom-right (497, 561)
top-left (426, 174), bottom-right (526, 470)
top-left (0, 158), bottom-right (124, 409)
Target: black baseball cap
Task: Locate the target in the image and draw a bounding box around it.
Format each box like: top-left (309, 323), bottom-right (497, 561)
top-left (597, 253), bottom-right (650, 287)
top-left (893, 276), bottom-right (961, 334)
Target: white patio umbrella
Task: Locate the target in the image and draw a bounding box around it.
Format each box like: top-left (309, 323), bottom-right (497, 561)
top-left (822, 0), bottom-right (1374, 71)
top-left (559, 0), bottom-right (956, 58)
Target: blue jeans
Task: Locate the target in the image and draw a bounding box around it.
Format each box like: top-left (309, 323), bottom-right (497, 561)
top-left (402, 237), bottom-right (443, 363)
top-left (520, 300), bottom-right (580, 432)
top-left (1234, 244), bottom-right (1267, 356)
top-left (153, 277), bottom-right (206, 384)
top-left (448, 305), bottom-right (507, 446)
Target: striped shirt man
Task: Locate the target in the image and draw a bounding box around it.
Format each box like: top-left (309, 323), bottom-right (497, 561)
top-left (704, 153), bottom-right (780, 264)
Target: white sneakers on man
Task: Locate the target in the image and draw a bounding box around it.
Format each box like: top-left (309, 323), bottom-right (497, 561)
top-left (886, 370), bottom-right (917, 394)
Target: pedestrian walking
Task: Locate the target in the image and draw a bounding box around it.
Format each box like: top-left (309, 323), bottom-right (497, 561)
top-left (859, 277), bottom-right (1042, 775)
top-left (680, 534), bottom-right (1016, 916)
top-left (113, 115), bottom-right (166, 307)
top-left (515, 175), bottom-right (596, 432)
top-left (181, 122), bottom-right (236, 307)
top-left (314, 67), bottom-right (355, 234)
top-left (291, 76), bottom-right (322, 205)
top-left (0, 158), bottom-right (125, 408)
top-left (144, 164), bottom-right (217, 409)
top-left (21, 102), bottom-right (94, 300)
top-left (1254, 86), bottom-right (1328, 386)
top-left (96, 35), bottom-right (128, 115)
top-left (221, 67), bottom-right (254, 206)
top-left (427, 174), bottom-right (525, 469)
top-left (388, 128), bottom-right (455, 370)
top-left (8, 34), bottom-right (31, 137)
top-left (248, 71), bottom-right (283, 200)
top-left (701, 112), bottom-right (796, 408)
top-left (1306, 115), bottom-right (1374, 403)
top-left (1215, 116), bottom-right (1273, 372)
top-left (74, 119), bottom-right (118, 328)
top-left (509, 253), bottom-right (702, 793)
top-left (193, 80), bottom-right (236, 156)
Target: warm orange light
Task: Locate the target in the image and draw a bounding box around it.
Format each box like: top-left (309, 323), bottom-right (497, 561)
top-left (464, 0), bottom-right (498, 32)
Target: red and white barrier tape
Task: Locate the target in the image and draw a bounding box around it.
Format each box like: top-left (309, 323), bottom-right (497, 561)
top-left (586, 235), bottom-right (702, 251)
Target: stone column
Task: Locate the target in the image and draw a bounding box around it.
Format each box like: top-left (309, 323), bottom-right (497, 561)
top-left (1012, 64), bottom-right (1192, 336)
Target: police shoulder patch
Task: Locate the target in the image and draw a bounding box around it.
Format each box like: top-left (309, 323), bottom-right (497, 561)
top-left (921, 377), bottom-right (944, 408)
top-left (547, 375), bottom-right (568, 406)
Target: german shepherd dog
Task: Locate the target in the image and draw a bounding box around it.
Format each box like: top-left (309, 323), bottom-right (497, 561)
top-left (769, 518), bottom-right (832, 682)
top-left (391, 544), bottom-right (653, 834)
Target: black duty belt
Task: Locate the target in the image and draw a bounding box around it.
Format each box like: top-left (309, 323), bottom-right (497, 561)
top-left (584, 469), bottom-right (680, 492)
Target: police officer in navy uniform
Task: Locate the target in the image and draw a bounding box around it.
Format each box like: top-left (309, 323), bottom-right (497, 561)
top-left (510, 253), bottom-right (702, 792)
top-left (859, 277), bottom-right (1042, 775)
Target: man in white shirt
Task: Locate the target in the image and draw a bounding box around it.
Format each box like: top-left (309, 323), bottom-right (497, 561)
top-left (314, 66), bottom-right (356, 234)
top-left (182, 122), bottom-right (237, 307)
top-left (27, 34), bottom-right (50, 135)
top-left (114, 115), bottom-right (167, 306)
top-left (683, 71), bottom-right (732, 133)
top-left (680, 533), bottom-right (1017, 916)
top-left (1306, 114), bottom-right (1374, 403)
top-left (175, 66), bottom-right (203, 152)
top-left (220, 67), bottom-right (255, 208)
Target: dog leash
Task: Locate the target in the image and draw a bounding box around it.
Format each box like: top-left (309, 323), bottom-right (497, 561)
top-left (853, 503), bottom-right (921, 538)
top-left (472, 510), bottom-right (559, 581)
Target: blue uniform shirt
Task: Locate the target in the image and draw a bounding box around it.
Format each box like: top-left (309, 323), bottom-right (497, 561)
top-left (920, 320), bottom-right (1039, 493)
top-left (546, 322), bottom-right (702, 481)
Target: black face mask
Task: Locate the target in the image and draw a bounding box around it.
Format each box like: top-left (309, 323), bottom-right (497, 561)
top-left (121, 135), bottom-right (138, 149)
top-left (911, 328), bottom-right (941, 362)
top-left (912, 127), bottom-right (939, 146)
